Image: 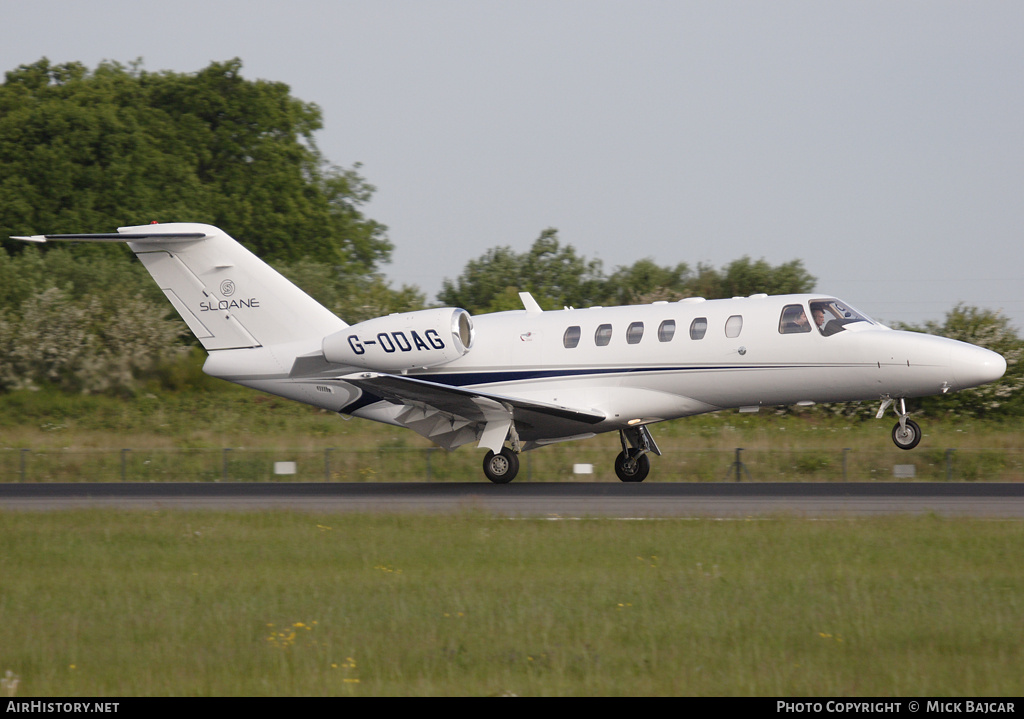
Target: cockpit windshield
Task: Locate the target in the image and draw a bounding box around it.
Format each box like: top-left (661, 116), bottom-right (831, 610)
top-left (809, 298), bottom-right (874, 336)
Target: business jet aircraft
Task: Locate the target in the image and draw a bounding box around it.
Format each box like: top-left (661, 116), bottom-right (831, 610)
top-left (14, 223), bottom-right (1007, 483)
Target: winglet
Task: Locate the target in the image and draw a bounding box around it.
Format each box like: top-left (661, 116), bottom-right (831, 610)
top-left (519, 292), bottom-right (543, 314)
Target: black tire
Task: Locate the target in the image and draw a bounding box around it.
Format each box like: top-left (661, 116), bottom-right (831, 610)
top-left (483, 447), bottom-right (520, 483)
top-left (614, 449), bottom-right (650, 483)
top-left (892, 419), bottom-right (922, 450)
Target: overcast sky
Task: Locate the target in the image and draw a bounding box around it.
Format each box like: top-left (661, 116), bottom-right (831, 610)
top-left (5, 0), bottom-right (1023, 329)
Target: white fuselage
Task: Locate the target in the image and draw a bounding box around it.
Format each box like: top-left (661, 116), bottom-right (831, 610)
top-left (234, 293), bottom-right (1004, 443)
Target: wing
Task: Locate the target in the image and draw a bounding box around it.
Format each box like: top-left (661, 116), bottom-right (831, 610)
top-left (341, 372), bottom-right (605, 452)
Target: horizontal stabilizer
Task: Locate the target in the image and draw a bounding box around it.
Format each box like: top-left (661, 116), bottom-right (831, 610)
top-left (11, 232), bottom-right (207, 243)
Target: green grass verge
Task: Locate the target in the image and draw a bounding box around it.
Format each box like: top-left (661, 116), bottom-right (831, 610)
top-left (0, 511), bottom-right (1021, 696)
top-left (2, 387), bottom-right (1023, 481)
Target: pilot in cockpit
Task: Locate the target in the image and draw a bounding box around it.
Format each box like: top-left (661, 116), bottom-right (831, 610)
top-left (812, 306), bottom-right (841, 336)
top-left (812, 307), bottom-right (826, 330)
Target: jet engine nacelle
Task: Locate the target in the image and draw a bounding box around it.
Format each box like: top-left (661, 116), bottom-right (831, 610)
top-left (322, 308), bottom-right (474, 371)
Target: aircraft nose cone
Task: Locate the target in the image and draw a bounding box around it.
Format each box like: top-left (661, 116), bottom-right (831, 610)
top-left (951, 342), bottom-right (1006, 390)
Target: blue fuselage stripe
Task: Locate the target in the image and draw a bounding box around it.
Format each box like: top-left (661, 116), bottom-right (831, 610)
top-left (420, 364), bottom-right (844, 387)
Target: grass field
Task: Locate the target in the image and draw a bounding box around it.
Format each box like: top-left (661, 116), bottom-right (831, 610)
top-left (2, 388), bottom-right (1023, 482)
top-left (4, 388), bottom-right (1022, 697)
top-left (1, 510), bottom-right (1022, 696)
top-left (3, 386), bottom-right (1022, 452)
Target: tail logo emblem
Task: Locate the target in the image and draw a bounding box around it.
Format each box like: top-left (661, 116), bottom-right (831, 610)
top-left (220, 279), bottom-right (236, 297)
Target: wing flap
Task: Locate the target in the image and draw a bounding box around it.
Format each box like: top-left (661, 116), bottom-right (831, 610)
top-left (342, 372), bottom-right (606, 451)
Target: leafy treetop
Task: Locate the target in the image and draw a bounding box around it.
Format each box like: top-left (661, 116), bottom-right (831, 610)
top-left (439, 228), bottom-right (817, 313)
top-left (0, 57), bottom-right (390, 271)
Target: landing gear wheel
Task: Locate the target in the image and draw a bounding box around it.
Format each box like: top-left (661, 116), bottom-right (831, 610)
top-left (892, 418), bottom-right (922, 450)
top-left (615, 449), bottom-right (650, 483)
top-left (483, 447), bottom-right (520, 484)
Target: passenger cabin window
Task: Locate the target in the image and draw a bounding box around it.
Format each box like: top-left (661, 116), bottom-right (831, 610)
top-left (658, 320), bottom-right (676, 342)
top-left (725, 315), bottom-right (743, 338)
top-left (595, 324), bottom-right (612, 346)
top-left (690, 317), bottom-right (708, 340)
top-left (779, 304), bottom-right (811, 334)
top-left (626, 322), bottom-right (644, 345)
top-left (809, 299), bottom-right (874, 336)
top-left (563, 326), bottom-right (581, 348)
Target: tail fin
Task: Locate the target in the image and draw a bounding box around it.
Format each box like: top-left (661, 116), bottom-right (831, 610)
top-left (13, 223), bottom-right (347, 350)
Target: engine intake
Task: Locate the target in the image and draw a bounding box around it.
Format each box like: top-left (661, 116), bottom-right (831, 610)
top-left (323, 308), bottom-right (474, 371)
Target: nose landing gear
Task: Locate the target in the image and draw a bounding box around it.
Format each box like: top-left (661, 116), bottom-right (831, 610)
top-left (892, 417), bottom-right (922, 450)
top-left (614, 448), bottom-right (650, 482)
top-left (614, 425), bottom-right (660, 482)
top-left (878, 398), bottom-right (922, 450)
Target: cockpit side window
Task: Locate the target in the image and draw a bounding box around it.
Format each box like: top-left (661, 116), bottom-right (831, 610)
top-left (779, 304), bottom-right (811, 334)
top-left (809, 299), bottom-right (873, 336)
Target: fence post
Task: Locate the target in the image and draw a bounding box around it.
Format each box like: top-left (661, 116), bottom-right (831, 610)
top-left (723, 448), bottom-right (752, 482)
top-left (325, 448), bottom-right (333, 482)
top-left (946, 448), bottom-right (955, 481)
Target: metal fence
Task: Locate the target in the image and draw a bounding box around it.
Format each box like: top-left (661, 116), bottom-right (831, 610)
top-left (2, 446), bottom-right (1023, 483)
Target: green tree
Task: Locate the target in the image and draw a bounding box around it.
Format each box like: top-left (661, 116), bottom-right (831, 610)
top-left (0, 57), bottom-right (390, 271)
top-left (0, 286), bottom-right (186, 393)
top-left (0, 57), bottom-right (419, 394)
top-left (636, 257), bottom-right (816, 302)
top-left (438, 229), bottom-right (604, 313)
top-left (438, 245), bottom-right (524, 313)
top-left (441, 230), bottom-right (818, 313)
top-left (0, 242), bottom-right (189, 393)
top-left (602, 259), bottom-right (693, 305)
top-left (716, 256), bottom-right (816, 297)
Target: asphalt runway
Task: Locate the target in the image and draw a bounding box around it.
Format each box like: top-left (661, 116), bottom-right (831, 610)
top-left (1, 482), bottom-right (1023, 517)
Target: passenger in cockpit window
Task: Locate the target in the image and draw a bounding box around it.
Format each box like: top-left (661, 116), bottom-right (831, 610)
top-left (792, 310), bottom-right (810, 332)
top-left (780, 304), bottom-right (811, 334)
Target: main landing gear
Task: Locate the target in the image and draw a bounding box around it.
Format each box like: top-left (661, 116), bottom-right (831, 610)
top-left (482, 447), bottom-right (520, 484)
top-left (878, 398), bottom-right (922, 450)
top-left (482, 420), bottom-right (523, 483)
top-left (480, 424), bottom-right (662, 484)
